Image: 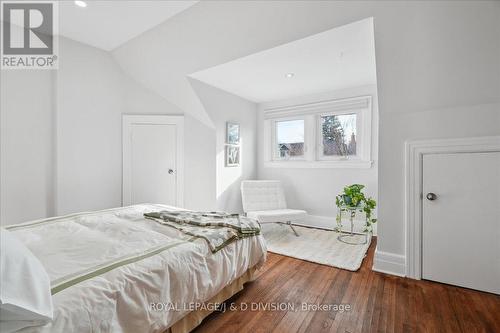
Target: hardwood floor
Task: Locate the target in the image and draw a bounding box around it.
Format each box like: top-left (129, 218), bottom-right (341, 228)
top-left (193, 238), bottom-right (500, 333)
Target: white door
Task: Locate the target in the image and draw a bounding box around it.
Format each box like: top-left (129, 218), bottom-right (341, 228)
top-left (422, 152), bottom-right (500, 294)
top-left (123, 115), bottom-right (184, 207)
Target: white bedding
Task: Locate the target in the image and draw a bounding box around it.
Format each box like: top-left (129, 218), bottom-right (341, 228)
top-left (6, 204), bottom-right (267, 333)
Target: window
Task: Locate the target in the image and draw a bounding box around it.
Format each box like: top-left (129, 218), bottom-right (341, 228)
top-left (320, 113), bottom-right (357, 159)
top-left (275, 119), bottom-right (305, 159)
top-left (264, 95), bottom-right (372, 168)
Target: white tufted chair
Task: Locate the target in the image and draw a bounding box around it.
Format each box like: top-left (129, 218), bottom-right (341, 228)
top-left (241, 180), bottom-right (306, 236)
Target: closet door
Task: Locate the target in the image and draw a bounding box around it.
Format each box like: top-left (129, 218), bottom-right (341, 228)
top-left (123, 115), bottom-right (184, 207)
top-left (422, 152), bottom-right (500, 294)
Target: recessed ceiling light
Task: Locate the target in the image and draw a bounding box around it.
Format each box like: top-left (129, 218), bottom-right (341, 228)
top-left (285, 73), bottom-right (295, 78)
top-left (74, 1), bottom-right (87, 8)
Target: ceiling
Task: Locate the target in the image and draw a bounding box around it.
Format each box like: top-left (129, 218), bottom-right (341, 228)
top-left (58, 1), bottom-right (198, 51)
top-left (190, 18), bottom-right (377, 103)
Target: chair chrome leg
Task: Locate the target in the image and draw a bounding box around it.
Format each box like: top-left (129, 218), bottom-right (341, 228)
top-left (287, 221), bottom-right (299, 237)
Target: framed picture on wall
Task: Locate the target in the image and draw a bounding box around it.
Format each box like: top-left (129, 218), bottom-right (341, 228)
top-left (225, 145), bottom-right (240, 167)
top-left (226, 122), bottom-right (240, 144)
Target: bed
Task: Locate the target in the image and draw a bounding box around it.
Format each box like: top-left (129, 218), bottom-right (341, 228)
top-left (1, 204), bottom-right (267, 333)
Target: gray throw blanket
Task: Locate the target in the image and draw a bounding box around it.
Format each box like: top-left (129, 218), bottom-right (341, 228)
top-left (144, 211), bottom-right (261, 253)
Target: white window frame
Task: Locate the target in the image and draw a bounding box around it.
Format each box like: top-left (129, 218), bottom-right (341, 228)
top-left (263, 95), bottom-right (373, 169)
top-left (271, 116), bottom-right (307, 161)
top-left (316, 110), bottom-right (362, 161)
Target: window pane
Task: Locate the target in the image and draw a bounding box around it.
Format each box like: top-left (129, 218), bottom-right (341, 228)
top-left (276, 119), bottom-right (304, 159)
top-left (321, 114), bottom-right (357, 157)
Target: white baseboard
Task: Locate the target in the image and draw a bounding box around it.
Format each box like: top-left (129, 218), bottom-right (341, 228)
top-left (372, 248), bottom-right (406, 277)
top-left (294, 214), bottom-right (377, 236)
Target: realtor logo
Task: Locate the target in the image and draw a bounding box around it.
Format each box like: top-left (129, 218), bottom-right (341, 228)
top-left (1, 1), bottom-right (58, 69)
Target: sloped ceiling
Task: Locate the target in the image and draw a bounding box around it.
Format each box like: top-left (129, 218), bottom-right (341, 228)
top-left (112, 1), bottom-right (499, 128)
top-left (189, 18), bottom-right (377, 103)
top-left (111, 1), bottom-right (374, 128)
top-left (58, 1), bottom-right (198, 51)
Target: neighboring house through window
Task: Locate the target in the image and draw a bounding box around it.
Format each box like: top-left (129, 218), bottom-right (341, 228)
top-left (264, 95), bottom-right (372, 168)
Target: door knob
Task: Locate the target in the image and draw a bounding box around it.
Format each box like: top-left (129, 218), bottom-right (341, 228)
top-left (426, 192), bottom-right (437, 201)
top-left (168, 169), bottom-right (174, 175)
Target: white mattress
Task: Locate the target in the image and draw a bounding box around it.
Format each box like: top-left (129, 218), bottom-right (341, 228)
top-left (8, 204), bottom-right (267, 333)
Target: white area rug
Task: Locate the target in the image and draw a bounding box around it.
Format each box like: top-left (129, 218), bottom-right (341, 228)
top-left (261, 223), bottom-right (371, 271)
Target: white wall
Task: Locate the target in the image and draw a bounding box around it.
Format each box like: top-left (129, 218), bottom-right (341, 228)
top-left (378, 102), bottom-right (500, 246)
top-left (56, 38), bottom-right (220, 215)
top-left (1, 1), bottom-right (499, 276)
top-left (190, 79), bottom-right (258, 213)
top-left (113, 0), bottom-right (500, 274)
top-left (56, 38), bottom-right (124, 214)
top-left (0, 38), bottom-right (215, 224)
top-left (257, 85), bottom-right (379, 231)
top-left (122, 70), bottom-right (217, 212)
top-left (1, 35), bottom-right (258, 224)
top-left (0, 70), bottom-right (55, 225)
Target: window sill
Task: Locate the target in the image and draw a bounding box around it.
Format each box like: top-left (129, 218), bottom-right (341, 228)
top-left (264, 160), bottom-right (373, 169)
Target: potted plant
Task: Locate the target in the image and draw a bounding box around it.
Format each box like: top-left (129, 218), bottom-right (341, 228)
top-left (335, 184), bottom-right (377, 232)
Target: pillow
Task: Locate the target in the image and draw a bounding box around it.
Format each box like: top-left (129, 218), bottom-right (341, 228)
top-left (0, 228), bottom-right (53, 332)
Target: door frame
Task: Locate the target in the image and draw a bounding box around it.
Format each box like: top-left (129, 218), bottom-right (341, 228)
top-left (122, 115), bottom-right (184, 207)
top-left (405, 136), bottom-right (500, 279)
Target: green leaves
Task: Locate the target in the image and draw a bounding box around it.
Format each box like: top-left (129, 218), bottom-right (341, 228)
top-left (343, 184), bottom-right (365, 194)
top-left (335, 184), bottom-right (378, 230)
